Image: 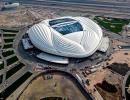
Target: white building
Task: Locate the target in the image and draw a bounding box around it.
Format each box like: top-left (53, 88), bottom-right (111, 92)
top-left (22, 38), bottom-right (33, 50)
top-left (27, 16), bottom-right (109, 64)
top-left (3, 2), bottom-right (19, 9)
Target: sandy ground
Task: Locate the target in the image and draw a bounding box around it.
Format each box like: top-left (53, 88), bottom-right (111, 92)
top-left (0, 8), bottom-right (32, 27)
top-left (108, 50), bottom-right (130, 66)
top-left (87, 68), bottom-right (122, 90)
top-left (109, 39), bottom-right (130, 66)
top-left (18, 74), bottom-right (86, 100)
top-left (0, 6), bottom-right (58, 28)
top-left (87, 68), bottom-right (123, 100)
top-left (0, 5), bottom-right (90, 28)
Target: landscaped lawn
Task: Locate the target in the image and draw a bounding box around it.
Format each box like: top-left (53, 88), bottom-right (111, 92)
top-left (3, 44), bottom-right (13, 49)
top-left (125, 75), bottom-right (130, 100)
top-left (6, 62), bottom-right (24, 79)
top-left (1, 72), bottom-right (32, 99)
top-left (4, 39), bottom-right (13, 43)
top-left (0, 61), bottom-right (4, 70)
top-left (0, 28), bottom-right (19, 33)
top-left (2, 50), bottom-right (14, 57)
top-left (94, 16), bottom-right (130, 33)
top-left (3, 33), bottom-right (16, 37)
top-left (6, 56), bottom-right (18, 66)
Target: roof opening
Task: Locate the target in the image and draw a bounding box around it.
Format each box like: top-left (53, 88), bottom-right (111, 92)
top-left (49, 18), bottom-right (83, 35)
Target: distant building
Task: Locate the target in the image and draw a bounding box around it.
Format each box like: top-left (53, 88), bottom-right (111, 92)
top-left (2, 0), bottom-right (19, 9)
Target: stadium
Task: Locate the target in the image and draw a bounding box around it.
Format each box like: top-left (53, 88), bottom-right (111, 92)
top-left (23, 16), bottom-right (109, 64)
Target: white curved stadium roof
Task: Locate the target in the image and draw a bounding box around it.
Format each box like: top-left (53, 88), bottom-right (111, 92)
top-left (28, 16), bottom-right (103, 58)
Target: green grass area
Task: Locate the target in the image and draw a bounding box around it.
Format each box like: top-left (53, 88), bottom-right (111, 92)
top-left (6, 63), bottom-right (24, 79)
top-left (41, 97), bottom-right (68, 100)
top-left (1, 28), bottom-right (19, 33)
top-left (6, 56), bottom-right (18, 66)
top-left (3, 34), bottom-right (16, 37)
top-left (125, 75), bottom-right (130, 100)
top-left (0, 61), bottom-right (4, 70)
top-left (0, 72), bottom-right (32, 99)
top-left (3, 44), bottom-right (13, 49)
top-left (126, 75), bottom-right (130, 87)
top-left (125, 89), bottom-right (130, 100)
top-left (94, 16), bottom-right (130, 33)
top-left (4, 39), bottom-right (14, 43)
top-left (0, 75), bottom-right (3, 84)
top-left (2, 50), bottom-right (14, 57)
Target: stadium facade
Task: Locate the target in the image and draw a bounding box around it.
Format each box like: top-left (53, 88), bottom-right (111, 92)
top-left (27, 16), bottom-right (109, 64)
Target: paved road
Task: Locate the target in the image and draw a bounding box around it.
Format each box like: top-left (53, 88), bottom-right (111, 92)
top-left (14, 0), bottom-right (130, 11)
top-left (12, 0), bottom-right (130, 19)
top-left (16, 0), bottom-right (130, 7)
top-left (16, 0), bottom-right (130, 12)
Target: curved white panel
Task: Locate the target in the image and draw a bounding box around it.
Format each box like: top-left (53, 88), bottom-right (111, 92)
top-left (52, 29), bottom-right (86, 55)
top-left (28, 16), bottom-right (106, 58)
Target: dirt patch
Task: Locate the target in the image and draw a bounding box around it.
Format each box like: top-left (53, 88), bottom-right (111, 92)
top-left (96, 80), bottom-right (118, 93)
top-left (87, 68), bottom-right (123, 100)
top-left (18, 73), bottom-right (86, 100)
